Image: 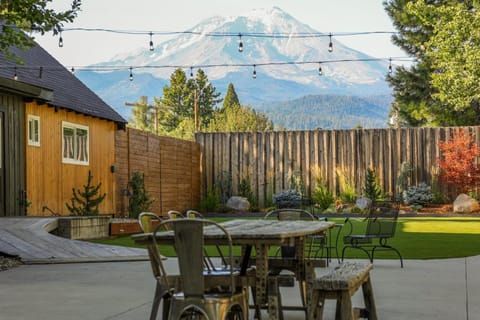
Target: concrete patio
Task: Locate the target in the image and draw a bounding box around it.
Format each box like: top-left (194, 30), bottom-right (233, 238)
top-left (0, 256), bottom-right (477, 320)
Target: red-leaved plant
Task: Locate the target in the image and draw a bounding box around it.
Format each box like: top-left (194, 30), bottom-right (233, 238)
top-left (438, 129), bottom-right (480, 194)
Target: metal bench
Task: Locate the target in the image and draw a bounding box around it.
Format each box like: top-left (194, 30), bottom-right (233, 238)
top-left (341, 201), bottom-right (404, 268)
top-left (308, 262), bottom-right (377, 320)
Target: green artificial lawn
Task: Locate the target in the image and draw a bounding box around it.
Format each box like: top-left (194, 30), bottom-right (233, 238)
top-left (92, 217), bottom-right (480, 260)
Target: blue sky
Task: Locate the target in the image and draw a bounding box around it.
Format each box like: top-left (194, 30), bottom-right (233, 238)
top-left (37, 0), bottom-right (406, 66)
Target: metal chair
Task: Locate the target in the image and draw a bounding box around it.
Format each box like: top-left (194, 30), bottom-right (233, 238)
top-left (341, 200), bottom-right (404, 267)
top-left (167, 210), bottom-right (184, 219)
top-left (138, 212), bottom-right (176, 320)
top-left (262, 209), bottom-right (321, 318)
top-left (154, 218), bottom-right (249, 320)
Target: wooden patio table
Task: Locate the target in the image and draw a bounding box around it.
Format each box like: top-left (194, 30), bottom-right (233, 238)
top-left (132, 219), bottom-right (334, 320)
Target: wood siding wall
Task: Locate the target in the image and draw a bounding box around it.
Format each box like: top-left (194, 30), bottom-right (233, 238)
top-left (25, 102), bottom-right (117, 216)
top-left (115, 128), bottom-right (201, 217)
top-left (196, 127), bottom-right (477, 206)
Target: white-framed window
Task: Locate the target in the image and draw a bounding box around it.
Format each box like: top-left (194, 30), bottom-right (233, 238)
top-left (27, 115), bottom-right (40, 146)
top-left (62, 121), bottom-right (89, 165)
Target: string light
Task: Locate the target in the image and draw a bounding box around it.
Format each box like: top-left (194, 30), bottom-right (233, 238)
top-left (318, 63), bottom-right (323, 76)
top-left (129, 67), bottom-right (133, 81)
top-left (149, 32), bottom-right (154, 51)
top-left (190, 67), bottom-right (194, 78)
top-left (58, 31), bottom-right (63, 48)
top-left (388, 58), bottom-right (393, 74)
top-left (238, 33), bottom-right (243, 52)
top-left (39, 66), bottom-right (43, 78)
top-left (71, 67), bottom-right (75, 74)
top-left (13, 66), bottom-right (18, 80)
top-left (252, 64), bottom-right (257, 79)
top-left (328, 33), bottom-right (333, 53)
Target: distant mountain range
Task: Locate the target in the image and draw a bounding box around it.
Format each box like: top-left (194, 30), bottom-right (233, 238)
top-left (76, 7), bottom-right (393, 129)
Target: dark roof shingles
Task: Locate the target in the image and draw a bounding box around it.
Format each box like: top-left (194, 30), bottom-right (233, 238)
top-left (0, 43), bottom-right (126, 124)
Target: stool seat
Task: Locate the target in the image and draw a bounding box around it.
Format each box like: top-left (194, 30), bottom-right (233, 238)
top-left (308, 262), bottom-right (377, 320)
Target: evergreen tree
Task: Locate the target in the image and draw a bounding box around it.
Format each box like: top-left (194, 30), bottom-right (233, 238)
top-left (66, 171), bottom-right (106, 216)
top-left (159, 68), bottom-right (221, 136)
top-left (385, 0), bottom-right (480, 126)
top-left (129, 96), bottom-right (155, 132)
top-left (207, 104), bottom-right (273, 132)
top-left (221, 83), bottom-right (240, 111)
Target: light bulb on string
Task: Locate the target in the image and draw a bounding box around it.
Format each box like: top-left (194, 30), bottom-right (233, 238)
top-left (328, 33), bottom-right (333, 52)
top-left (58, 31), bottom-right (64, 48)
top-left (238, 33), bottom-right (243, 52)
top-left (318, 63), bottom-right (323, 76)
top-left (252, 64), bottom-right (257, 79)
top-left (388, 58), bottom-right (393, 74)
top-left (190, 67), bottom-right (194, 79)
top-left (149, 32), bottom-right (154, 51)
top-left (13, 67), bottom-right (18, 81)
top-left (129, 67), bottom-right (133, 81)
top-left (71, 67), bottom-right (75, 74)
top-left (39, 66), bottom-right (43, 78)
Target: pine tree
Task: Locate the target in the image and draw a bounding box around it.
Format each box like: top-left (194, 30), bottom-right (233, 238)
top-left (221, 83), bottom-right (240, 111)
top-left (66, 171), bottom-right (106, 216)
top-left (363, 168), bottom-right (382, 205)
top-left (128, 172), bottom-right (154, 219)
top-left (385, 0), bottom-right (480, 126)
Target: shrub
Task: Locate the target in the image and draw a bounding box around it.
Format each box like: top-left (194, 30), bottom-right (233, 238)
top-left (273, 189), bottom-right (302, 209)
top-left (397, 161), bottom-right (413, 196)
top-left (128, 172), bottom-right (154, 219)
top-left (336, 167), bottom-right (357, 203)
top-left (66, 171), bottom-right (106, 216)
top-left (438, 129), bottom-right (480, 194)
top-left (363, 168), bottom-right (382, 204)
top-left (200, 186), bottom-right (220, 212)
top-left (239, 176), bottom-right (256, 208)
top-left (403, 183), bottom-right (434, 206)
top-left (311, 177), bottom-right (334, 212)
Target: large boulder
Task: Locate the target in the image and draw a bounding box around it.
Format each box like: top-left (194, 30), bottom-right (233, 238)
top-left (453, 193), bottom-right (480, 213)
top-left (356, 197), bottom-right (372, 210)
top-left (226, 196), bottom-right (250, 211)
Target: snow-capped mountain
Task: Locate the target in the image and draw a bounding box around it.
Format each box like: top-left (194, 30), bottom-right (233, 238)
top-left (77, 7), bottom-right (392, 126)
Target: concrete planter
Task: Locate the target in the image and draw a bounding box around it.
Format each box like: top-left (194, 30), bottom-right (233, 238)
top-left (56, 216), bottom-right (111, 240)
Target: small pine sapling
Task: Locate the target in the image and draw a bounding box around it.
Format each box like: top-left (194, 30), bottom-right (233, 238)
top-left (66, 171), bottom-right (106, 216)
top-left (363, 168), bottom-right (382, 205)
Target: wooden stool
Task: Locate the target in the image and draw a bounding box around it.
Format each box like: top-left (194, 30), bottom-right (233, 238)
top-left (308, 262), bottom-right (377, 320)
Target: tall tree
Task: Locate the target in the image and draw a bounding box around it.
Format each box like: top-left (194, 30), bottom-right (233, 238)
top-left (128, 96), bottom-right (155, 132)
top-left (221, 83), bottom-right (240, 110)
top-left (159, 68), bottom-right (221, 137)
top-left (0, 0), bottom-right (81, 61)
top-left (406, 0), bottom-right (480, 121)
top-left (207, 104), bottom-right (273, 132)
top-left (384, 0), bottom-right (480, 126)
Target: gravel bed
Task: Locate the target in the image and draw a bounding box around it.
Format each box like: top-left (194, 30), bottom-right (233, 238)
top-left (0, 255), bottom-right (22, 271)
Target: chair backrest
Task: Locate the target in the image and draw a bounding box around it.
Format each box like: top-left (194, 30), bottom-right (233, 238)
top-left (366, 201), bottom-right (400, 238)
top-left (167, 210), bottom-right (184, 219)
top-left (185, 210), bottom-right (204, 219)
top-left (264, 208), bottom-right (315, 221)
top-left (138, 212), bottom-right (168, 285)
top-left (154, 218), bottom-right (235, 297)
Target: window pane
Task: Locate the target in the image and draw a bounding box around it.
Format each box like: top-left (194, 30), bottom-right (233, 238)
top-left (76, 128), bottom-right (88, 162)
top-left (63, 127), bottom-right (75, 160)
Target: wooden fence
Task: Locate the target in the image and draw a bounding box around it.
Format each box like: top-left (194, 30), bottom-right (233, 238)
top-left (196, 126), bottom-right (480, 207)
top-left (115, 128), bottom-right (201, 217)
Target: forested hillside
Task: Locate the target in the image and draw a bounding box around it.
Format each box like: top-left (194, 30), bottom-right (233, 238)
top-left (256, 94), bottom-right (393, 130)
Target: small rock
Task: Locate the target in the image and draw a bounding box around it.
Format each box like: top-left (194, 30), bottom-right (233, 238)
top-left (226, 196), bottom-right (250, 211)
top-left (356, 197), bottom-right (372, 210)
top-left (453, 193), bottom-right (480, 213)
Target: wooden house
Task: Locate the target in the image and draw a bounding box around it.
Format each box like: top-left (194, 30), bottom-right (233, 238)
top-left (0, 44), bottom-right (127, 217)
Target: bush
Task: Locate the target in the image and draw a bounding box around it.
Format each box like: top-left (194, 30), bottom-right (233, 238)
top-left (311, 178), bottom-right (334, 212)
top-left (403, 183), bottom-right (434, 206)
top-left (273, 189), bottom-right (302, 209)
top-left (128, 172), bottom-right (154, 219)
top-left (200, 187), bottom-right (220, 212)
top-left (336, 167), bottom-right (357, 203)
